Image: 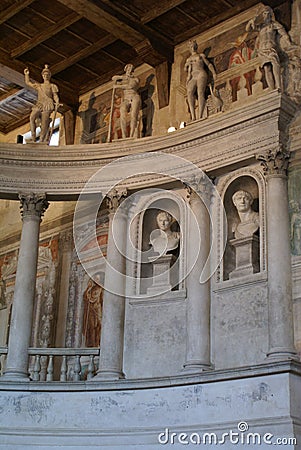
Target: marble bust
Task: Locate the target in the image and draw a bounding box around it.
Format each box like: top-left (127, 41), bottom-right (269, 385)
top-left (232, 190), bottom-right (259, 239)
top-left (150, 211), bottom-right (180, 255)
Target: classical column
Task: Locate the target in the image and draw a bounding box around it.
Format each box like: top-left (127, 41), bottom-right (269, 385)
top-left (3, 193), bottom-right (49, 380)
top-left (94, 188), bottom-right (127, 380)
top-left (258, 148), bottom-right (298, 360)
top-left (183, 176), bottom-right (212, 372)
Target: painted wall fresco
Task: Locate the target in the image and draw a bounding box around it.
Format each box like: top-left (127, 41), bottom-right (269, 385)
top-left (289, 166), bottom-right (301, 256)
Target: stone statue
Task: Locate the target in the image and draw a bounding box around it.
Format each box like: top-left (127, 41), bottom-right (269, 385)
top-left (184, 40), bottom-right (217, 121)
top-left (24, 65), bottom-right (60, 143)
top-left (246, 5), bottom-right (298, 91)
top-left (150, 211), bottom-right (180, 255)
top-left (111, 64), bottom-right (141, 139)
top-left (232, 190), bottom-right (259, 239)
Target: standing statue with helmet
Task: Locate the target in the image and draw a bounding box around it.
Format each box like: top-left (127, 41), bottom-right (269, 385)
top-left (24, 65), bottom-right (60, 143)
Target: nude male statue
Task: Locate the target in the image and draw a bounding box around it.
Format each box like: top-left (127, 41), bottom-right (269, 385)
top-left (112, 64), bottom-right (141, 138)
top-left (184, 40), bottom-right (216, 121)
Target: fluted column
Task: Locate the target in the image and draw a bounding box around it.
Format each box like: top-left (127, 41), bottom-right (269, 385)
top-left (258, 148), bottom-right (298, 360)
top-left (94, 188), bottom-right (127, 380)
top-left (3, 193), bottom-right (49, 380)
top-left (183, 176), bottom-right (212, 372)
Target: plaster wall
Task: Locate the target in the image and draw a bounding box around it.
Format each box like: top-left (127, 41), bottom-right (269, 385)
top-left (0, 369), bottom-right (299, 449)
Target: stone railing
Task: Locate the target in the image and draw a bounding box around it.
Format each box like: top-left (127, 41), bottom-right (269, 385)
top-left (213, 57), bottom-right (266, 110)
top-left (0, 347), bottom-right (100, 382)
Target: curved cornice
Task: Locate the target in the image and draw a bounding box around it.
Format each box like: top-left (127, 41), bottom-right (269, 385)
top-left (0, 92), bottom-right (297, 200)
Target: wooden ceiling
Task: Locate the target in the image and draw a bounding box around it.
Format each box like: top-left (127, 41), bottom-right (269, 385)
top-left (0, 0), bottom-right (289, 135)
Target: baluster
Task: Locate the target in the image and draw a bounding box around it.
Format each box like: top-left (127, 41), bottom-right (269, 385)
top-left (73, 355), bottom-right (81, 381)
top-left (46, 355), bottom-right (54, 381)
top-left (60, 355), bottom-right (67, 381)
top-left (237, 73), bottom-right (248, 101)
top-left (87, 355), bottom-right (95, 380)
top-left (39, 355), bottom-right (47, 381)
top-left (32, 355), bottom-right (41, 381)
top-left (225, 78), bottom-right (233, 107)
top-left (252, 65), bottom-right (264, 96)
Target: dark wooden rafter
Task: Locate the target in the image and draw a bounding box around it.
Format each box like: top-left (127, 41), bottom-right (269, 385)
top-left (56, 0), bottom-right (174, 61)
top-left (0, 116), bottom-right (33, 134)
top-left (56, 0), bottom-right (175, 107)
top-left (10, 12), bottom-right (80, 58)
top-left (0, 87), bottom-right (30, 107)
top-left (56, 0), bottom-right (143, 46)
top-left (140, 0), bottom-right (188, 23)
top-left (50, 36), bottom-right (116, 74)
top-left (0, 87), bottom-right (20, 103)
top-left (0, 0), bottom-right (35, 25)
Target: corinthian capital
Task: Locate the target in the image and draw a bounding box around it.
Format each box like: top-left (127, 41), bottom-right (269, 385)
top-left (183, 173), bottom-right (213, 206)
top-left (19, 192), bottom-right (49, 219)
top-left (256, 147), bottom-right (290, 177)
top-left (106, 187), bottom-right (127, 213)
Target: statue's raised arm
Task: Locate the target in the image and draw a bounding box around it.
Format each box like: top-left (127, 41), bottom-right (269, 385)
top-left (24, 65), bottom-right (60, 143)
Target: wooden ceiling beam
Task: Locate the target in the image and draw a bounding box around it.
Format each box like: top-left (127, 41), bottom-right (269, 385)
top-left (174, 0), bottom-right (262, 43)
top-left (10, 12), bottom-right (80, 59)
top-left (0, 0), bottom-right (35, 25)
top-left (50, 35), bottom-right (116, 74)
top-left (0, 116), bottom-right (31, 134)
top-left (56, 0), bottom-right (142, 46)
top-left (0, 87), bottom-right (24, 104)
top-left (58, 0), bottom-right (175, 107)
top-left (56, 0), bottom-right (174, 63)
top-left (141, 0), bottom-right (187, 23)
top-left (96, 0), bottom-right (174, 58)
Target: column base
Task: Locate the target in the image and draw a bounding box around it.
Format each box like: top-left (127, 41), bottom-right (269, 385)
top-left (92, 369), bottom-right (125, 381)
top-left (2, 369), bottom-right (31, 382)
top-left (266, 347), bottom-right (299, 362)
top-left (183, 360), bottom-right (213, 374)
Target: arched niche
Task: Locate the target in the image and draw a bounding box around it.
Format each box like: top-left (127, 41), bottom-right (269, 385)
top-left (215, 168), bottom-right (266, 283)
top-left (223, 175), bottom-right (259, 280)
top-left (127, 190), bottom-right (187, 297)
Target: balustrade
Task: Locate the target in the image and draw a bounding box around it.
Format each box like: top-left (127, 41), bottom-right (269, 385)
top-left (0, 347), bottom-right (99, 382)
top-left (215, 57), bottom-right (264, 96)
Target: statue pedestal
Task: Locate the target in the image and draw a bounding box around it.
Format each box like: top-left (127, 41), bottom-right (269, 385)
top-left (229, 235), bottom-right (259, 279)
top-left (147, 254), bottom-right (174, 295)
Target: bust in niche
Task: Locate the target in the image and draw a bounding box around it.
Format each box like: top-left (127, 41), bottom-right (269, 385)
top-left (150, 211), bottom-right (180, 256)
top-left (232, 190), bottom-right (259, 239)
